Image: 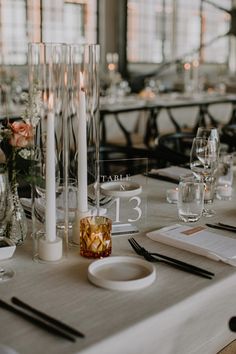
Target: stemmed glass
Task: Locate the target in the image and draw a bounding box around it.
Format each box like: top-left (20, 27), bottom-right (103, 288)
top-left (0, 168), bottom-right (14, 281)
top-left (196, 127), bottom-right (220, 153)
top-left (190, 137), bottom-right (218, 217)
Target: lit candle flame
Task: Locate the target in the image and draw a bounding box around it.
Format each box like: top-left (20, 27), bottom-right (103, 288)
top-left (48, 93), bottom-right (54, 111)
top-left (108, 63), bottom-right (116, 71)
top-left (80, 71), bottom-right (85, 91)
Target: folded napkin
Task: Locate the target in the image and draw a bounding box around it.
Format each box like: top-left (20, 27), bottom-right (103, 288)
top-left (147, 224), bottom-right (236, 266)
top-left (148, 166), bottom-right (190, 182)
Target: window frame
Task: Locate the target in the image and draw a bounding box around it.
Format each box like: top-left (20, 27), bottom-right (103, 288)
top-left (121, 0), bottom-right (233, 80)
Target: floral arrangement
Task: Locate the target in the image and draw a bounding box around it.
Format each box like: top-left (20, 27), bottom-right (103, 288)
top-left (0, 119), bottom-right (34, 188)
top-left (0, 88), bottom-right (41, 245)
top-left (0, 88), bottom-right (41, 191)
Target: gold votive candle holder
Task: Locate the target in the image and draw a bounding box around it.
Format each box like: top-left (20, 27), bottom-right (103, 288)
top-left (80, 216), bottom-right (112, 258)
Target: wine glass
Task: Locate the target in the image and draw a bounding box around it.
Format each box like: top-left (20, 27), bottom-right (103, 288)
top-left (196, 127), bottom-right (220, 154)
top-left (190, 137), bottom-right (218, 217)
top-left (0, 168), bottom-right (15, 281)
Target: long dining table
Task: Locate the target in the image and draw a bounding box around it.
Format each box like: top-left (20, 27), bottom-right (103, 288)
top-left (99, 93), bottom-right (236, 147)
top-left (1, 173), bottom-right (236, 354)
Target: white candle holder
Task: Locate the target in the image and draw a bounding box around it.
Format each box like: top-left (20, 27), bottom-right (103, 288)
top-left (216, 185), bottom-right (233, 201)
top-left (32, 230), bottom-right (63, 263)
top-left (166, 188), bottom-right (179, 204)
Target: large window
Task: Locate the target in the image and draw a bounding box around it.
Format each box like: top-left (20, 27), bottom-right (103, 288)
top-left (0, 0), bottom-right (27, 64)
top-left (0, 0), bottom-right (98, 65)
top-left (127, 0), bottom-right (232, 64)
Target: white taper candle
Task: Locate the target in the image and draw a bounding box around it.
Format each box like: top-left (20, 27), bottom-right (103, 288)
top-left (78, 72), bottom-right (88, 212)
top-left (45, 94), bottom-right (57, 242)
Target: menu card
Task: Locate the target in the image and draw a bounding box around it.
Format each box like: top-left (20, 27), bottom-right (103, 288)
top-left (147, 224), bottom-right (236, 266)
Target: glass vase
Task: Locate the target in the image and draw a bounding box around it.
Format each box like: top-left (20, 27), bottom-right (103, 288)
top-left (28, 42), bottom-right (68, 261)
top-left (6, 179), bottom-right (28, 246)
top-left (66, 44), bottom-right (100, 245)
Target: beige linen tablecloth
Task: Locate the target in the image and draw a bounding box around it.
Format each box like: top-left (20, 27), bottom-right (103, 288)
top-left (1, 175), bottom-right (236, 354)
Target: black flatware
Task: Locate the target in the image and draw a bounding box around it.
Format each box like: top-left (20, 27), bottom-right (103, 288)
top-left (206, 223), bottom-right (236, 233)
top-left (218, 222), bottom-right (236, 231)
top-left (145, 172), bottom-right (178, 184)
top-left (0, 299), bottom-right (76, 342)
top-left (128, 238), bottom-right (214, 279)
top-left (11, 297), bottom-right (85, 338)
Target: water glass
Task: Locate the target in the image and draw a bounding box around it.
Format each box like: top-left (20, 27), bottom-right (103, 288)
top-left (178, 174), bottom-right (205, 223)
top-left (204, 175), bottom-right (216, 204)
top-left (217, 153), bottom-right (233, 187)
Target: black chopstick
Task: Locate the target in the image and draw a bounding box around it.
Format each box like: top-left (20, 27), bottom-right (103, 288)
top-left (155, 259), bottom-right (214, 279)
top-left (11, 297), bottom-right (84, 338)
top-left (206, 223), bottom-right (236, 233)
top-left (150, 251), bottom-right (215, 276)
top-left (0, 299), bottom-right (76, 342)
top-left (218, 222), bottom-right (236, 230)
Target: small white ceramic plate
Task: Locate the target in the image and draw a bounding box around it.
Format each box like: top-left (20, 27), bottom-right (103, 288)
top-left (100, 181), bottom-right (142, 198)
top-left (0, 237), bottom-right (16, 260)
top-left (88, 256), bottom-right (156, 291)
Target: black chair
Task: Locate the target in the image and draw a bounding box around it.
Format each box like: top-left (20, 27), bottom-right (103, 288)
top-left (220, 124), bottom-right (236, 152)
top-left (154, 131), bottom-right (195, 167)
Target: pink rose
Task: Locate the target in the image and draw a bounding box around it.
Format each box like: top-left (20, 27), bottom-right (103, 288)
top-left (9, 121), bottom-right (33, 148)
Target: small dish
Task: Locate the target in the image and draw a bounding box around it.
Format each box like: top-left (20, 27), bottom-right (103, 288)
top-left (100, 181), bottom-right (142, 198)
top-left (0, 237), bottom-right (16, 260)
top-left (88, 256), bottom-right (156, 291)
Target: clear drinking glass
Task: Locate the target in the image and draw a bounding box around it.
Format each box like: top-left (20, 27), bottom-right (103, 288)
top-left (217, 153), bottom-right (233, 186)
top-left (190, 137), bottom-right (218, 217)
top-left (178, 174), bottom-right (205, 223)
top-left (0, 168), bottom-right (14, 281)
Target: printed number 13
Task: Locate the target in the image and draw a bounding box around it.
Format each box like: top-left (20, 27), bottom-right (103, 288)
top-left (113, 196), bottom-right (142, 223)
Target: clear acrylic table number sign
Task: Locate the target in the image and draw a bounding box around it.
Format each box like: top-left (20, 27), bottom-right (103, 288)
top-left (97, 158), bottom-right (148, 235)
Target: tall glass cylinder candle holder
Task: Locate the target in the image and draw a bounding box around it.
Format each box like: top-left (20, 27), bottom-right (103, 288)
top-left (28, 42), bottom-right (68, 262)
top-left (66, 44), bottom-right (100, 245)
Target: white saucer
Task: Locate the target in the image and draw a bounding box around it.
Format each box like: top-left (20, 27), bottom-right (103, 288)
top-left (88, 256), bottom-right (156, 291)
top-left (100, 181), bottom-right (142, 198)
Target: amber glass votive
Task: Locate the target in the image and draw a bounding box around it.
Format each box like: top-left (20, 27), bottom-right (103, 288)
top-left (80, 216), bottom-right (112, 258)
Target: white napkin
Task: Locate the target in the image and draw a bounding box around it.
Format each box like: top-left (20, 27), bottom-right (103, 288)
top-left (149, 166), bottom-right (190, 181)
top-left (147, 224), bottom-right (236, 266)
